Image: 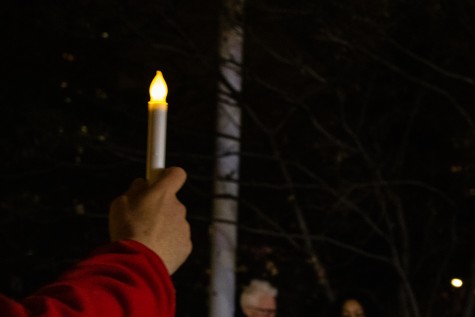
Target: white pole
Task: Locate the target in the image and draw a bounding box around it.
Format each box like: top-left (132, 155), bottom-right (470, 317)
top-left (209, 0), bottom-right (244, 316)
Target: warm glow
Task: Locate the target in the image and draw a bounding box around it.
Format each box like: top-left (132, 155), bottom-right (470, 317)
top-left (451, 278), bottom-right (463, 288)
top-left (149, 71), bottom-right (168, 105)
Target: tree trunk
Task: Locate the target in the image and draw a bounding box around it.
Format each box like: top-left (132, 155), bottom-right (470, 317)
top-left (209, 1), bottom-right (245, 317)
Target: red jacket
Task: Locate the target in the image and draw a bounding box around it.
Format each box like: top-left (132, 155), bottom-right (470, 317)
top-left (0, 240), bottom-right (175, 317)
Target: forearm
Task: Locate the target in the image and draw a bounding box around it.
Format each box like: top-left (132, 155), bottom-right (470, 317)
top-left (0, 240), bottom-right (175, 317)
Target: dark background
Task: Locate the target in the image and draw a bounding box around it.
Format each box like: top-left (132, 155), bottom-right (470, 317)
top-left (1, 1), bottom-right (475, 316)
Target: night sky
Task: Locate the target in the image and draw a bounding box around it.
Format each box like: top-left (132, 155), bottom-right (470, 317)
top-left (1, 1), bottom-right (475, 317)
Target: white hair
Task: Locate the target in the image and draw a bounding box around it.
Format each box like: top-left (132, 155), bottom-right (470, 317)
top-left (240, 279), bottom-right (278, 308)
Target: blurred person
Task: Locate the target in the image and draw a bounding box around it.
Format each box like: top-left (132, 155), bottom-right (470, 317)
top-left (240, 279), bottom-right (278, 317)
top-left (0, 166), bottom-right (192, 317)
top-left (329, 290), bottom-right (382, 317)
top-left (341, 298), bottom-right (365, 317)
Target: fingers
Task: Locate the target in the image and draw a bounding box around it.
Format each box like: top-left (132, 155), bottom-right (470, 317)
top-left (127, 178), bottom-right (148, 197)
top-left (152, 166), bottom-right (187, 194)
top-left (126, 167), bottom-right (186, 197)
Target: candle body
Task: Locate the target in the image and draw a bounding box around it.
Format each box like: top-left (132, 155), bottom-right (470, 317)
top-left (147, 103), bottom-right (167, 182)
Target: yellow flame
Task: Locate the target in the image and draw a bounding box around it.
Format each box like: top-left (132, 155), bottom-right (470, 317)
top-left (149, 71), bottom-right (168, 104)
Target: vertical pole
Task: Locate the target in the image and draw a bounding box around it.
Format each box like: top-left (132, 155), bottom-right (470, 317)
top-left (209, 1), bottom-right (244, 317)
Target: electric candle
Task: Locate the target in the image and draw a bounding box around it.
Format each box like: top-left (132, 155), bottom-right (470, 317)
top-left (147, 70), bottom-right (168, 182)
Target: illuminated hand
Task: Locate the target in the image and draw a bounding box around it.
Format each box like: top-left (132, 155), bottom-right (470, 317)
top-left (109, 167), bottom-right (192, 274)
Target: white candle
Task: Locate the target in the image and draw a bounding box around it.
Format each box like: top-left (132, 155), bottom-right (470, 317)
top-left (147, 70), bottom-right (168, 182)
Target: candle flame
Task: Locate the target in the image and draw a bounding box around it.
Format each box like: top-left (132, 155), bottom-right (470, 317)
top-left (149, 71), bottom-right (168, 104)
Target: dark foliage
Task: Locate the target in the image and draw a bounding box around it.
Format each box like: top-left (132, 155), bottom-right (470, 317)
top-left (1, 1), bottom-right (475, 316)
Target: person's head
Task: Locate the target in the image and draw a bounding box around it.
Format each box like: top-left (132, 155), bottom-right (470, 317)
top-left (341, 298), bottom-right (365, 317)
top-left (330, 290), bottom-right (380, 317)
top-left (240, 279), bottom-right (278, 317)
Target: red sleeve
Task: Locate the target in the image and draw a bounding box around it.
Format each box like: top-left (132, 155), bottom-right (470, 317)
top-left (0, 240), bottom-right (175, 317)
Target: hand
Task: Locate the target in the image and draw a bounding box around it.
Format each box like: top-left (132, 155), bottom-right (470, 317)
top-left (108, 167), bottom-right (192, 274)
